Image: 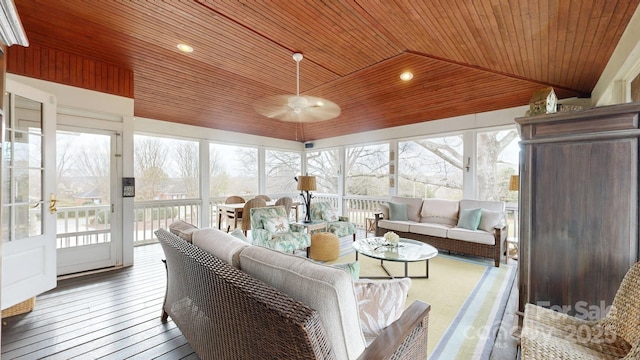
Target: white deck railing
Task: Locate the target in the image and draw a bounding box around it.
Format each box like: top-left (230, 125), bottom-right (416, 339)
top-left (56, 205), bottom-right (111, 249)
top-left (133, 199), bottom-right (201, 245)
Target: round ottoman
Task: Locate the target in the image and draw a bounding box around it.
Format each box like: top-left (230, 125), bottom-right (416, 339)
top-left (309, 232), bottom-right (340, 261)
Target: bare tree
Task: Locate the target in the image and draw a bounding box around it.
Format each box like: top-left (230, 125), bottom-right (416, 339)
top-left (56, 134), bottom-right (78, 204)
top-left (477, 130), bottom-right (519, 200)
top-left (397, 130), bottom-right (518, 200)
top-left (346, 144), bottom-right (389, 196)
top-left (76, 143), bottom-right (110, 203)
top-left (307, 149), bottom-right (339, 193)
top-left (265, 150), bottom-right (300, 193)
top-left (211, 145), bottom-right (258, 196)
top-left (134, 136), bottom-right (169, 200)
top-left (175, 142), bottom-right (199, 198)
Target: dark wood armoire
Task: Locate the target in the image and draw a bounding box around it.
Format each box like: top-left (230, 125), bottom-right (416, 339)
top-left (516, 102), bottom-right (640, 317)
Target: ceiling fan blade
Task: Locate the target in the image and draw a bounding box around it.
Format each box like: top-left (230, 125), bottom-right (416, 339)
top-left (254, 95), bottom-right (340, 122)
top-left (297, 96), bottom-right (341, 123)
top-left (253, 95), bottom-right (292, 119)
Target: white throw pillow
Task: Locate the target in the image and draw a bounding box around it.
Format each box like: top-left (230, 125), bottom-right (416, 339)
top-left (262, 216), bottom-right (290, 233)
top-left (353, 278), bottom-right (412, 343)
top-left (478, 209), bottom-right (504, 232)
top-left (168, 220), bottom-right (198, 242)
top-left (192, 227), bottom-right (249, 269)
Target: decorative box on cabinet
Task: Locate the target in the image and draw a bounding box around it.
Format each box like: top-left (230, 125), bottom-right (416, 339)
top-left (515, 102), bottom-right (640, 317)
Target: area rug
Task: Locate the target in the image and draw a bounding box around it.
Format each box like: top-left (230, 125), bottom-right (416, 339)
top-left (329, 252), bottom-right (516, 359)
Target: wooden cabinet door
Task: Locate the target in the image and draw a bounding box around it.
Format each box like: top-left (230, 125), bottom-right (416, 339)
top-left (525, 138), bottom-right (637, 316)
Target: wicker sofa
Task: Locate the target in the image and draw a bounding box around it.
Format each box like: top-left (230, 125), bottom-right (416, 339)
top-left (375, 197), bottom-right (507, 267)
top-left (155, 227), bottom-right (431, 360)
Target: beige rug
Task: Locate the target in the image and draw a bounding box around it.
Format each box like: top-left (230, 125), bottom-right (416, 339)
top-left (329, 252), bottom-right (515, 358)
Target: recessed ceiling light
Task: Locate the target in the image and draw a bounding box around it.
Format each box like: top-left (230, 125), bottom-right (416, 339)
top-left (177, 43), bottom-right (193, 53)
top-left (400, 71), bottom-right (413, 81)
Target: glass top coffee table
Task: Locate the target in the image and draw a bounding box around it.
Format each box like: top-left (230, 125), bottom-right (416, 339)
top-left (352, 237), bottom-right (438, 279)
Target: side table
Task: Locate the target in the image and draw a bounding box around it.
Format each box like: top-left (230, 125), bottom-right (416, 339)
top-left (505, 237), bottom-right (518, 263)
top-left (365, 217), bottom-right (376, 237)
top-left (293, 220), bottom-right (327, 234)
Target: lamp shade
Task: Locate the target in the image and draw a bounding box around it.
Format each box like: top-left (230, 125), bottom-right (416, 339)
top-left (509, 175), bottom-right (519, 191)
top-left (297, 175), bottom-right (317, 191)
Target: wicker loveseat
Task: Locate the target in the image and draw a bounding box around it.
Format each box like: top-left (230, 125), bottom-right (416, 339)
top-left (155, 227), bottom-right (431, 360)
top-left (375, 197), bottom-right (507, 267)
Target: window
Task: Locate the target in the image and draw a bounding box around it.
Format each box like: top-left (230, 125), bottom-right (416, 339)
top-left (209, 143), bottom-right (258, 197)
top-left (306, 149), bottom-right (339, 194)
top-left (398, 135), bottom-right (464, 199)
top-left (346, 144), bottom-right (389, 196)
top-left (134, 135), bottom-right (200, 200)
top-left (265, 149), bottom-right (301, 193)
top-left (476, 129), bottom-right (520, 201)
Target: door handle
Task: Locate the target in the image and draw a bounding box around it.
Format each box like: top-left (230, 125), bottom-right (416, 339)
top-left (49, 193), bottom-right (57, 214)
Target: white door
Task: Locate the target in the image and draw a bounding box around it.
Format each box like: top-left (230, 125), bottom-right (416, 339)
top-left (56, 129), bottom-right (118, 275)
top-left (1, 81), bottom-right (57, 309)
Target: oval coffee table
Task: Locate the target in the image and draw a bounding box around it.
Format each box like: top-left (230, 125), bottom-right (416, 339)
top-left (352, 237), bottom-right (438, 279)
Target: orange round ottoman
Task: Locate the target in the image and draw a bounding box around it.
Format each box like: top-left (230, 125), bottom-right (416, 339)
top-left (310, 232), bottom-right (340, 261)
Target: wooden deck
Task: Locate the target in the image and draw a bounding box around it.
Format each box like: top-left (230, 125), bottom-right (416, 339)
top-left (2, 234), bottom-right (519, 359)
top-left (1, 244), bottom-right (199, 360)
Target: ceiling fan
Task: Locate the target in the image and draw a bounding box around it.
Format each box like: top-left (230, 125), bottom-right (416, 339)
top-left (254, 52), bottom-right (341, 123)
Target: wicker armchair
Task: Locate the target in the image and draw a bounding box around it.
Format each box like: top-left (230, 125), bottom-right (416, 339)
top-left (521, 261), bottom-right (640, 359)
top-left (250, 205), bottom-right (311, 253)
top-left (240, 198), bottom-right (267, 236)
top-left (255, 194), bottom-right (271, 202)
top-left (223, 195), bottom-right (245, 232)
top-left (310, 201), bottom-right (356, 241)
top-left (275, 196), bottom-right (294, 219)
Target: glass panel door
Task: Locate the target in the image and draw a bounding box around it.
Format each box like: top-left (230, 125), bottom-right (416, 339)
top-left (56, 129), bottom-right (117, 275)
top-left (2, 85), bottom-right (57, 310)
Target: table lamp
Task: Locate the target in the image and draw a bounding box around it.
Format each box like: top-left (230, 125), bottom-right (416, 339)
top-left (297, 175), bottom-right (317, 223)
top-left (509, 175), bottom-right (519, 191)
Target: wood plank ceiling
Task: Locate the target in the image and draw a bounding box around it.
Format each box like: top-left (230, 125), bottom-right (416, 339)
top-left (8, 0), bottom-right (640, 142)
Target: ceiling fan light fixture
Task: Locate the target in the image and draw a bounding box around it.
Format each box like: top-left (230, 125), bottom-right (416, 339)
top-left (288, 95), bottom-right (309, 110)
top-left (253, 52), bottom-right (341, 123)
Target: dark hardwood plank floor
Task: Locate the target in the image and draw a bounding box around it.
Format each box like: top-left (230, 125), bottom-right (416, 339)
top-left (2, 231), bottom-right (519, 359)
top-left (1, 244), bottom-right (198, 360)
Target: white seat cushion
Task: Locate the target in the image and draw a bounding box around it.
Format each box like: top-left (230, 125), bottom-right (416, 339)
top-left (192, 227), bottom-right (250, 268)
top-left (377, 219), bottom-right (413, 232)
top-left (409, 222), bottom-right (451, 238)
top-left (446, 228), bottom-right (495, 245)
top-left (239, 246), bottom-right (366, 360)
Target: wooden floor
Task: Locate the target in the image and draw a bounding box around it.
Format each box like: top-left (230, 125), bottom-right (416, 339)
top-left (1, 244), bottom-right (199, 360)
top-left (2, 232), bottom-right (520, 359)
